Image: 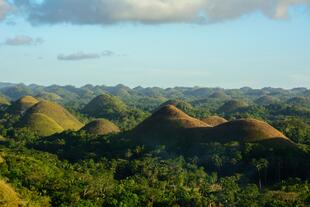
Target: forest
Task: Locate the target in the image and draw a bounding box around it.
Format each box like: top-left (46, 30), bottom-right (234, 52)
top-left (0, 83), bottom-right (309, 207)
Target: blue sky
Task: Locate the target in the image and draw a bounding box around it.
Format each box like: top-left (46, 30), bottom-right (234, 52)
top-left (0, 0), bottom-right (310, 88)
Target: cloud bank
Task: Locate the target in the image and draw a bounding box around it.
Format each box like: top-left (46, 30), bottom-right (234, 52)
top-left (0, 0), bottom-right (10, 20)
top-left (57, 51), bottom-right (116, 61)
top-left (13, 0), bottom-right (310, 25)
top-left (4, 35), bottom-right (43, 46)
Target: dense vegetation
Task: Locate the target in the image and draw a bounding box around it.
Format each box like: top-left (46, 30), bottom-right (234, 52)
top-left (0, 83), bottom-right (310, 206)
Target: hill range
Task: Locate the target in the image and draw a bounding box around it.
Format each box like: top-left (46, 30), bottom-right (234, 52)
top-left (2, 94), bottom-right (294, 148)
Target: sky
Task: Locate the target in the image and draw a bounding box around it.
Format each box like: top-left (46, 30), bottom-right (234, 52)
top-left (0, 0), bottom-right (310, 88)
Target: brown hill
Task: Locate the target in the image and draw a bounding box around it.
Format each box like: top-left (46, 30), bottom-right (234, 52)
top-left (24, 100), bottom-right (83, 131)
top-left (7, 96), bottom-right (39, 115)
top-left (202, 116), bottom-right (228, 127)
top-left (192, 118), bottom-right (289, 143)
top-left (130, 105), bottom-right (209, 145)
top-left (80, 119), bottom-right (120, 135)
top-left (129, 107), bottom-right (291, 147)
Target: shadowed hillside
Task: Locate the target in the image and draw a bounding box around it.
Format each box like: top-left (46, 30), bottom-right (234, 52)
top-left (80, 119), bottom-right (120, 135)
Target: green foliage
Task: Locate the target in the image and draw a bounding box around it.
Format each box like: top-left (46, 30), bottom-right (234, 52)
top-left (273, 117), bottom-right (310, 144)
top-left (0, 84), bottom-right (310, 206)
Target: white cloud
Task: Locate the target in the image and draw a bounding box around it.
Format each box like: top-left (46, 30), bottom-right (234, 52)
top-left (14, 0), bottom-right (310, 25)
top-left (4, 35), bottom-right (43, 46)
top-left (57, 51), bottom-right (118, 61)
top-left (0, 0), bottom-right (10, 20)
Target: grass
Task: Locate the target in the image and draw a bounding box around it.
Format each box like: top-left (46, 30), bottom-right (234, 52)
top-left (25, 100), bottom-right (83, 131)
top-left (20, 112), bottom-right (64, 137)
top-left (0, 96), bottom-right (10, 106)
top-left (80, 119), bottom-right (120, 135)
top-left (0, 180), bottom-right (22, 207)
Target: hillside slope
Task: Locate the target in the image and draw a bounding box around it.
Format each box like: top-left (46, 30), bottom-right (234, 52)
top-left (24, 100), bottom-right (83, 131)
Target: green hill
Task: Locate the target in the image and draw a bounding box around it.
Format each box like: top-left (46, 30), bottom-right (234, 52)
top-left (157, 99), bottom-right (194, 113)
top-left (6, 96), bottom-right (39, 115)
top-left (209, 91), bottom-right (230, 99)
top-left (82, 94), bottom-right (128, 119)
top-left (286, 96), bottom-right (310, 106)
top-left (0, 96), bottom-right (10, 106)
top-left (35, 92), bottom-right (62, 102)
top-left (0, 180), bottom-right (22, 207)
top-left (20, 112), bottom-right (64, 136)
top-left (80, 119), bottom-right (120, 135)
top-left (255, 95), bottom-right (279, 105)
top-left (217, 100), bottom-right (249, 114)
top-left (25, 100), bottom-right (83, 131)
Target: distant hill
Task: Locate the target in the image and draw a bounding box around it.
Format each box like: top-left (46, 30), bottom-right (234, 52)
top-left (157, 99), bottom-right (194, 113)
top-left (0, 180), bottom-right (22, 207)
top-left (255, 95), bottom-right (279, 105)
top-left (80, 119), bottom-right (120, 135)
top-left (82, 94), bottom-right (128, 119)
top-left (0, 84), bottom-right (33, 100)
top-left (202, 116), bottom-right (227, 126)
top-left (6, 96), bottom-right (39, 115)
top-left (35, 92), bottom-right (62, 102)
top-left (209, 91), bottom-right (230, 99)
top-left (217, 100), bottom-right (249, 114)
top-left (286, 96), bottom-right (310, 106)
top-left (23, 100), bottom-right (83, 131)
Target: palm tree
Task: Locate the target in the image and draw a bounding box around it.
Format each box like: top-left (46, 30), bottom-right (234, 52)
top-left (251, 158), bottom-right (269, 190)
